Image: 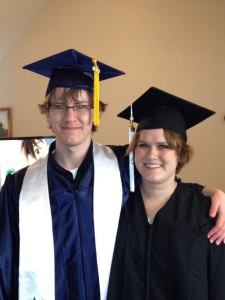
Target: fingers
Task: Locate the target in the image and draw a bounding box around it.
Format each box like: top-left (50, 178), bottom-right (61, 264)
top-left (208, 229), bottom-right (225, 245)
top-left (209, 199), bottom-right (220, 218)
top-left (207, 216), bottom-right (225, 245)
top-left (206, 189), bottom-right (225, 245)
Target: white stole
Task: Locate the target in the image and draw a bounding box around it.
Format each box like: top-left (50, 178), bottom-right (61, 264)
top-left (19, 152), bottom-right (54, 300)
top-left (19, 142), bottom-right (122, 300)
top-left (93, 143), bottom-right (122, 300)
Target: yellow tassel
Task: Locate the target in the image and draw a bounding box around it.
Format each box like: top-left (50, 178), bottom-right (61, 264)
top-left (92, 57), bottom-right (100, 126)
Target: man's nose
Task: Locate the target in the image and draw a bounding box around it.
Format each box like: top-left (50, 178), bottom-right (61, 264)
top-left (64, 107), bottom-right (78, 119)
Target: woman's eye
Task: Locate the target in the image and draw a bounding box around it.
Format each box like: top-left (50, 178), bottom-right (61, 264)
top-left (137, 143), bottom-right (148, 148)
top-left (159, 144), bottom-right (169, 149)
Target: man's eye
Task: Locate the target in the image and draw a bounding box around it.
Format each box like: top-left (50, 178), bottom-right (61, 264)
top-left (77, 105), bottom-right (85, 110)
top-left (55, 105), bottom-right (66, 110)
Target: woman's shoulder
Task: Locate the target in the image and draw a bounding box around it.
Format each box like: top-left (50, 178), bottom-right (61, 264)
top-left (177, 182), bottom-right (210, 203)
top-left (174, 182), bottom-right (212, 225)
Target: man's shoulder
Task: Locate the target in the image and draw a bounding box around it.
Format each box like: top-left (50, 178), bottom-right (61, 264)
top-left (106, 144), bottom-right (128, 157)
top-left (9, 166), bottom-right (29, 183)
top-left (1, 165), bottom-right (29, 197)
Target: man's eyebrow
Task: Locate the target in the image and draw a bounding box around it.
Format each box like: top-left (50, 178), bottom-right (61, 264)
top-left (73, 100), bottom-right (89, 103)
top-left (56, 98), bottom-right (89, 103)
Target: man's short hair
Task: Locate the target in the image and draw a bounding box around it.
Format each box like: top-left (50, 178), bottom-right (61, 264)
top-left (38, 88), bottom-right (107, 132)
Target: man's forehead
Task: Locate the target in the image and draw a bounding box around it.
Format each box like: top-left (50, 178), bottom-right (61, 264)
top-left (51, 88), bottom-right (91, 103)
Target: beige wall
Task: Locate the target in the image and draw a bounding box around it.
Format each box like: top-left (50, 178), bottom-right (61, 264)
top-left (0, 0), bottom-right (224, 190)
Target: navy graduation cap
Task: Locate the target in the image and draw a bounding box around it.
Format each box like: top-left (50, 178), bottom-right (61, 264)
top-left (23, 49), bottom-right (125, 126)
top-left (118, 87), bottom-right (215, 141)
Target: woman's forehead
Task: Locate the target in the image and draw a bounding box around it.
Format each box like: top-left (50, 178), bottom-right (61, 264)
top-left (138, 128), bottom-right (166, 140)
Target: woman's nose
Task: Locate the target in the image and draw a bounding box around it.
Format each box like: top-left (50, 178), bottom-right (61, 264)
top-left (147, 146), bottom-right (158, 158)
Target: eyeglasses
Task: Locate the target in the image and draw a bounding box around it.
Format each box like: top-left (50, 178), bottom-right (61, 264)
top-left (48, 104), bottom-right (93, 115)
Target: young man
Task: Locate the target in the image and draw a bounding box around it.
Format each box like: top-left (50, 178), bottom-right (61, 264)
top-left (0, 49), bottom-right (224, 300)
top-left (0, 49), bottom-right (129, 300)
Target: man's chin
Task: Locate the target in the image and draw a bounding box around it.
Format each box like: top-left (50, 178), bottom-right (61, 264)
top-left (58, 136), bottom-right (91, 148)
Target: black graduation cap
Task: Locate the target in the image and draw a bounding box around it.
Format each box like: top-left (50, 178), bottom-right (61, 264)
top-left (23, 49), bottom-right (125, 97)
top-left (118, 87), bottom-right (215, 141)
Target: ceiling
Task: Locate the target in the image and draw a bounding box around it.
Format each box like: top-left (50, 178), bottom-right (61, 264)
top-left (0, 0), bottom-right (51, 62)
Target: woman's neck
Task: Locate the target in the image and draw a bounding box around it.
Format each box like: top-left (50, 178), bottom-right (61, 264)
top-left (140, 179), bottom-right (177, 203)
top-left (140, 180), bottom-right (177, 224)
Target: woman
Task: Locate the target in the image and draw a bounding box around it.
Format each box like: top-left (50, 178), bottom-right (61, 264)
top-left (107, 87), bottom-right (225, 300)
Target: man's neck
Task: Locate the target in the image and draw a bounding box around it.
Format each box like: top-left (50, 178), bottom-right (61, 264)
top-left (54, 139), bottom-right (92, 170)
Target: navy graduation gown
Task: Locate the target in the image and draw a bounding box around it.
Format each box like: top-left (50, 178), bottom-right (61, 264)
top-left (0, 144), bottom-right (130, 300)
top-left (0, 162), bottom-right (100, 300)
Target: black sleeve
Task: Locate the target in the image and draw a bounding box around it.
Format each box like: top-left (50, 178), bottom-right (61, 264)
top-left (208, 238), bottom-right (225, 299)
top-left (175, 177), bottom-right (204, 193)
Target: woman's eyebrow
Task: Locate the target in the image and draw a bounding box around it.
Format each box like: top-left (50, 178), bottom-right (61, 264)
top-left (137, 140), bottom-right (147, 143)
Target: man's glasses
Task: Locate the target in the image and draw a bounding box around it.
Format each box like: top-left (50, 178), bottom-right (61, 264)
top-left (48, 104), bottom-right (93, 115)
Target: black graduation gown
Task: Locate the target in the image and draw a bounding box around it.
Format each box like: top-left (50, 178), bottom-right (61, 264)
top-left (107, 183), bottom-right (225, 300)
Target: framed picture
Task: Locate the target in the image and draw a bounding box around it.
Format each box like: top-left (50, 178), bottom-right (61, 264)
top-left (0, 108), bottom-right (12, 138)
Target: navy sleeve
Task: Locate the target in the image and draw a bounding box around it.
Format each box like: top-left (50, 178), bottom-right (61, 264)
top-left (0, 167), bottom-right (27, 299)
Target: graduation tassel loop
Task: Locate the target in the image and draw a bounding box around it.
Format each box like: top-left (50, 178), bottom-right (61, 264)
top-left (129, 104), bottom-right (135, 192)
top-left (92, 57), bottom-right (100, 126)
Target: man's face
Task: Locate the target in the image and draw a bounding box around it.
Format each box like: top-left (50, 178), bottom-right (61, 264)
top-left (45, 88), bottom-right (94, 150)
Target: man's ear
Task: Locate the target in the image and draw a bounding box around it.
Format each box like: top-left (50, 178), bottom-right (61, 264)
top-left (45, 109), bottom-right (51, 124)
top-left (99, 110), bottom-right (103, 118)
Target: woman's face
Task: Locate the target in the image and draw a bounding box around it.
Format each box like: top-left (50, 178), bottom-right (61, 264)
top-left (134, 129), bottom-right (178, 186)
